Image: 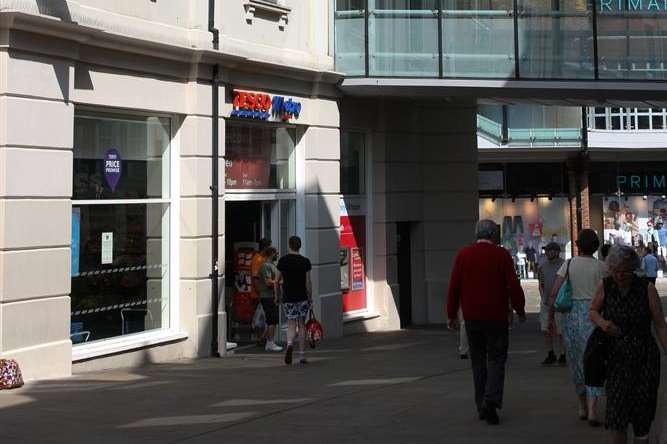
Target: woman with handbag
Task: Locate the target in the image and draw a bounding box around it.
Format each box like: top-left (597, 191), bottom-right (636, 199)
top-left (548, 229), bottom-right (607, 426)
top-left (589, 246), bottom-right (667, 444)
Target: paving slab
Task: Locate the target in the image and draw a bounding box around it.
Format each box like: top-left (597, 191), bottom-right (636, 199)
top-left (1, 312), bottom-right (666, 444)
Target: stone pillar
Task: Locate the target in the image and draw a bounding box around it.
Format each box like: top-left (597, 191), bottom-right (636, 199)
top-left (417, 102), bottom-right (478, 325)
top-left (179, 78), bottom-right (225, 357)
top-left (0, 49), bottom-right (74, 379)
top-left (341, 99), bottom-right (478, 329)
top-left (304, 123), bottom-right (343, 338)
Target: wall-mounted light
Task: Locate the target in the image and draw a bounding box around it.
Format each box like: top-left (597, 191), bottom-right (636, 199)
top-left (662, 195), bottom-right (666, 200)
top-left (643, 195), bottom-right (648, 201)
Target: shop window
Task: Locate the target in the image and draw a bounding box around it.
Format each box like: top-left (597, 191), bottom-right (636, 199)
top-left (71, 111), bottom-right (172, 344)
top-left (225, 122), bottom-right (296, 190)
top-left (479, 197), bottom-right (572, 279)
top-left (341, 131), bottom-right (366, 195)
top-left (602, 195), bottom-right (667, 273)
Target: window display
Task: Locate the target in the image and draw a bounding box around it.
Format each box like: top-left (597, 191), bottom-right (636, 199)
top-left (602, 195), bottom-right (667, 272)
top-left (480, 197), bottom-right (571, 279)
top-left (71, 111), bottom-right (172, 344)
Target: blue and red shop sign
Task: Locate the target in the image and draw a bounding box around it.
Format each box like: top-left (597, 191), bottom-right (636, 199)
top-left (231, 90), bottom-right (302, 121)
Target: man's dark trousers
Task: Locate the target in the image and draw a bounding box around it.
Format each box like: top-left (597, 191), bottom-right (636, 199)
top-left (465, 320), bottom-right (509, 412)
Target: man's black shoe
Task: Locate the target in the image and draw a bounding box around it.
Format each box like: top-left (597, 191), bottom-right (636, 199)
top-left (541, 351), bottom-right (557, 366)
top-left (478, 409), bottom-right (486, 421)
top-left (284, 345), bottom-right (293, 365)
top-left (483, 405), bottom-right (500, 425)
top-left (460, 354), bottom-right (469, 360)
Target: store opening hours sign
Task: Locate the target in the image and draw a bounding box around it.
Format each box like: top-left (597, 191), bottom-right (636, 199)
top-left (231, 90), bottom-right (302, 121)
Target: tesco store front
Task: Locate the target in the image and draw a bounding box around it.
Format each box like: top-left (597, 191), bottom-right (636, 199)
top-left (223, 90), bottom-right (303, 344)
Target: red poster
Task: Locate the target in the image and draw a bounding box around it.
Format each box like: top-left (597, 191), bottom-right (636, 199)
top-left (351, 248), bottom-right (365, 291)
top-left (232, 243), bottom-right (257, 323)
top-left (225, 158), bottom-right (270, 189)
top-left (340, 214), bottom-right (367, 312)
top-left (225, 125), bottom-right (272, 189)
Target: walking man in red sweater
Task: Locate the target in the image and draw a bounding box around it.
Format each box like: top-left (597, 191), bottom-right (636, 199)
top-left (447, 220), bottom-right (527, 425)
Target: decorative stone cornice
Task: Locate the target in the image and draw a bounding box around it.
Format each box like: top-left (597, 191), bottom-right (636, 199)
top-left (244, 1), bottom-right (291, 30)
top-left (0, 6), bottom-right (341, 86)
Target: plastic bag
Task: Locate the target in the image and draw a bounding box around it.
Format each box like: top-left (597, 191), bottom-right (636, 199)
top-left (306, 308), bottom-right (323, 349)
top-left (252, 302), bottom-right (267, 332)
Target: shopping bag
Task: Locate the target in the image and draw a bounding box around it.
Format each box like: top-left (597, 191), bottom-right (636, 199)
top-left (306, 308), bottom-right (324, 349)
top-left (233, 292), bottom-right (256, 324)
top-left (553, 259), bottom-right (573, 313)
top-left (0, 359), bottom-right (24, 390)
top-left (251, 302), bottom-right (267, 332)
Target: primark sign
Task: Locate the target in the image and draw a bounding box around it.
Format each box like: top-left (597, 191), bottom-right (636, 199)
top-left (617, 174), bottom-right (667, 192)
top-left (600, 0), bottom-right (667, 12)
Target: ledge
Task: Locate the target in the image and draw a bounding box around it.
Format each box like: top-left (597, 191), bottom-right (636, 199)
top-left (72, 330), bottom-right (188, 362)
top-left (244, 1), bottom-right (291, 30)
top-left (343, 311), bottom-right (381, 323)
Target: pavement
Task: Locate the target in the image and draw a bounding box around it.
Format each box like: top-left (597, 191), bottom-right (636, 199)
top-left (1, 286), bottom-right (666, 444)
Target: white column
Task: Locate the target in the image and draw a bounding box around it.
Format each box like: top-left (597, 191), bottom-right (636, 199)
top-left (0, 50), bottom-right (74, 380)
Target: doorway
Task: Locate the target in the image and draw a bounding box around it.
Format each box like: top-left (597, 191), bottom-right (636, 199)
top-left (397, 222), bottom-right (412, 328)
top-left (224, 200), bottom-right (296, 344)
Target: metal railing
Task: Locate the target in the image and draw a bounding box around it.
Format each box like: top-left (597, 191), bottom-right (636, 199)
top-left (477, 115), bottom-right (582, 148)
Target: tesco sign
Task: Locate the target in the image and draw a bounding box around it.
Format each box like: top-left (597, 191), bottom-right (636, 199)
top-left (231, 90), bottom-right (302, 121)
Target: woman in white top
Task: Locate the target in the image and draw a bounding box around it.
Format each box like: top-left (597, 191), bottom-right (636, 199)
top-left (548, 229), bottom-right (607, 427)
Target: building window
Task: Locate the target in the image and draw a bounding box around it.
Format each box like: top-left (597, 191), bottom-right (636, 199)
top-left (341, 132), bottom-right (366, 195)
top-left (225, 122), bottom-right (296, 190)
top-left (71, 111), bottom-right (173, 344)
top-left (588, 107), bottom-right (667, 130)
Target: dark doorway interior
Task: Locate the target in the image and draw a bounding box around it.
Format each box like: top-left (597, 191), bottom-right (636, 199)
top-left (397, 222), bottom-right (412, 328)
top-left (225, 201), bottom-right (262, 345)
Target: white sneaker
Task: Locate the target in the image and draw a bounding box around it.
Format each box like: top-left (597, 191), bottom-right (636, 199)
top-left (265, 341), bottom-right (283, 352)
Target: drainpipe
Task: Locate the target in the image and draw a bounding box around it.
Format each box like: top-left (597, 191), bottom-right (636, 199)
top-left (209, 0), bottom-right (220, 50)
top-left (209, 1), bottom-right (221, 357)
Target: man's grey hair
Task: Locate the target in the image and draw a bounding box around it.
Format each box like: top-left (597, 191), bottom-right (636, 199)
top-left (475, 219), bottom-right (499, 241)
top-left (606, 245), bottom-right (640, 272)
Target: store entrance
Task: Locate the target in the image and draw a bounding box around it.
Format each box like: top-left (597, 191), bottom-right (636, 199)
top-left (224, 200), bottom-right (296, 346)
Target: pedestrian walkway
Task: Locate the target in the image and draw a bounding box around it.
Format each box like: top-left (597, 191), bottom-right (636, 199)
top-left (1, 314), bottom-right (665, 443)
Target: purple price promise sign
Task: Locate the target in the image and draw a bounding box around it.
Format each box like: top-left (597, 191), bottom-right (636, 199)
top-left (104, 149), bottom-right (122, 192)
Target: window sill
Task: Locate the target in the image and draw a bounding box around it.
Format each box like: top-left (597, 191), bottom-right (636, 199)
top-left (244, 1), bottom-right (291, 30)
top-left (343, 311), bottom-right (381, 323)
top-left (72, 330), bottom-right (188, 362)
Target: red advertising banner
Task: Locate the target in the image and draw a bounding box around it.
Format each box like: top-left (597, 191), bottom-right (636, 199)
top-left (351, 247), bottom-right (365, 291)
top-left (340, 214), bottom-right (367, 312)
top-left (225, 125), bottom-right (272, 189)
top-left (225, 157), bottom-right (270, 189)
top-left (232, 243), bottom-right (257, 323)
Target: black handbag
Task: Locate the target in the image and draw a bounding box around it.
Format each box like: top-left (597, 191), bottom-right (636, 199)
top-left (584, 327), bottom-right (608, 387)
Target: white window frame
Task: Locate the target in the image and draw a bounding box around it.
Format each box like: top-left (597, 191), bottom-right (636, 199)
top-left (72, 109), bottom-right (183, 362)
top-left (340, 129), bottom-right (378, 321)
top-left (588, 107), bottom-right (667, 131)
